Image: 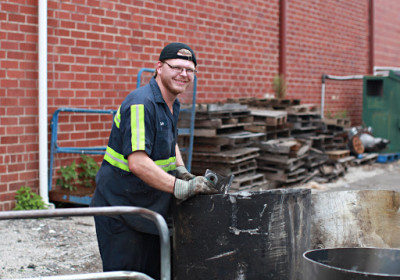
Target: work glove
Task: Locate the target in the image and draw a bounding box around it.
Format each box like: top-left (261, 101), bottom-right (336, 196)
top-left (174, 176), bottom-right (218, 201)
top-left (175, 166), bottom-right (196, 181)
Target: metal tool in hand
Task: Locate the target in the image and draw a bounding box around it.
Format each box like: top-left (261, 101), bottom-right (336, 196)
top-left (204, 169), bottom-right (234, 194)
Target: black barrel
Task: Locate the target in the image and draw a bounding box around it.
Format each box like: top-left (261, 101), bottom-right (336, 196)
top-left (303, 248), bottom-right (400, 279)
top-left (172, 189), bottom-right (311, 280)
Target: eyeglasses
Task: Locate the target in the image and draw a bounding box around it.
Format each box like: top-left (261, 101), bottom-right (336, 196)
top-left (163, 61), bottom-right (197, 76)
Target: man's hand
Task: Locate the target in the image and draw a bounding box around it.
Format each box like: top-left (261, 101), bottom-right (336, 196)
top-left (174, 176), bottom-right (218, 201)
top-left (175, 166), bottom-right (196, 181)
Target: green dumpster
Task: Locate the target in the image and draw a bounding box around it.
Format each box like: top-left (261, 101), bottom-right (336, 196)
top-left (363, 70), bottom-right (400, 153)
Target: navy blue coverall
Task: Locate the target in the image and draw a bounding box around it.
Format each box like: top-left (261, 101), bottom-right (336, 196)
top-left (90, 77), bottom-right (180, 279)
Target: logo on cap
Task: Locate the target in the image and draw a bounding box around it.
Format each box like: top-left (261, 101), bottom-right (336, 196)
top-left (177, 48), bottom-right (192, 61)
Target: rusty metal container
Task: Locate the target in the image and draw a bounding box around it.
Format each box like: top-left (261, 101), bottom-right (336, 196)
top-left (303, 248), bottom-right (400, 279)
top-left (172, 189), bottom-right (311, 280)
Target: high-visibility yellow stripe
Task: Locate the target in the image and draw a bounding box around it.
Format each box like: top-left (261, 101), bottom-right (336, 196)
top-left (114, 106), bottom-right (121, 128)
top-left (105, 146), bottom-right (177, 173)
top-left (131, 105), bottom-right (145, 151)
top-left (155, 157), bottom-right (176, 172)
top-left (104, 146), bottom-right (130, 172)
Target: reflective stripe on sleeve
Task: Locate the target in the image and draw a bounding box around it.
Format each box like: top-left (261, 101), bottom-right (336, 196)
top-left (104, 147), bottom-right (177, 173)
top-left (104, 146), bottom-right (130, 172)
top-left (131, 105), bottom-right (146, 151)
top-left (155, 157), bottom-right (177, 172)
top-left (114, 106), bottom-right (121, 128)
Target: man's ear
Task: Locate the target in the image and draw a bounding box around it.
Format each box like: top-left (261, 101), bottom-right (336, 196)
top-left (156, 61), bottom-right (163, 75)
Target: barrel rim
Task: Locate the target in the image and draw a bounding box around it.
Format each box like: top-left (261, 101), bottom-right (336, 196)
top-left (303, 247), bottom-right (400, 277)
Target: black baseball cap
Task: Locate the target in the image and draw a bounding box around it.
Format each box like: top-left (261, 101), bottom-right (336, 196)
top-left (159, 42), bottom-right (197, 66)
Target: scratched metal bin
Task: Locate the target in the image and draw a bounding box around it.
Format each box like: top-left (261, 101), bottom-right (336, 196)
top-left (303, 247), bottom-right (400, 279)
top-left (172, 189), bottom-right (311, 280)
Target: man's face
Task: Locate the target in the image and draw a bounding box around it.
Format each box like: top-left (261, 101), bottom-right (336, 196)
top-left (157, 59), bottom-right (196, 96)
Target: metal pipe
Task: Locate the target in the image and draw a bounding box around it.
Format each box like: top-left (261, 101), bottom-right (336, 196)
top-left (0, 207), bottom-right (171, 280)
top-left (369, 0), bottom-right (374, 75)
top-left (320, 74), bottom-right (364, 118)
top-left (321, 74), bottom-right (327, 118)
top-left (19, 271), bottom-right (153, 280)
top-left (279, 0), bottom-right (288, 77)
top-left (38, 0), bottom-right (49, 205)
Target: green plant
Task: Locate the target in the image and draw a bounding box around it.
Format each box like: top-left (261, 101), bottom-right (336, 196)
top-left (14, 186), bottom-right (47, 210)
top-left (56, 155), bottom-right (99, 191)
top-left (273, 74), bottom-right (287, 99)
top-left (57, 160), bottom-right (79, 191)
top-left (78, 154), bottom-right (99, 188)
top-left (335, 110), bottom-right (348, 119)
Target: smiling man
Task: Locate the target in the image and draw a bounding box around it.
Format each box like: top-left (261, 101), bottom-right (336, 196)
top-left (90, 43), bottom-right (217, 279)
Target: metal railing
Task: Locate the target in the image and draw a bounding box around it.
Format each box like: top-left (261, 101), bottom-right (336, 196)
top-left (0, 207), bottom-right (171, 280)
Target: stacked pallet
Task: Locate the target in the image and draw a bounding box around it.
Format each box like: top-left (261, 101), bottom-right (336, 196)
top-left (227, 97), bottom-right (301, 110)
top-left (245, 109), bottom-right (291, 140)
top-left (286, 104), bottom-right (324, 137)
top-left (189, 103), bottom-right (268, 191)
top-left (256, 138), bottom-right (311, 185)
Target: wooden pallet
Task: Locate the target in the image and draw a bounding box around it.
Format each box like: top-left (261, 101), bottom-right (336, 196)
top-left (326, 150), bottom-right (350, 161)
top-left (257, 154), bottom-right (307, 172)
top-left (245, 123), bottom-right (290, 133)
top-left (250, 109), bottom-right (287, 126)
top-left (194, 103), bottom-right (251, 119)
top-left (192, 147), bottom-right (260, 164)
top-left (194, 125), bottom-right (245, 137)
top-left (257, 138), bottom-right (310, 155)
top-left (264, 128), bottom-right (291, 140)
top-left (227, 98), bottom-right (300, 109)
top-left (230, 172), bottom-right (267, 191)
top-left (191, 159), bottom-right (257, 177)
top-left (286, 104), bottom-right (320, 114)
top-left (376, 153), bottom-right (399, 163)
top-left (324, 118), bottom-right (351, 128)
top-left (259, 167), bottom-right (308, 183)
top-left (192, 131), bottom-right (265, 152)
top-left (287, 113), bottom-right (323, 131)
top-left (192, 115), bottom-right (254, 129)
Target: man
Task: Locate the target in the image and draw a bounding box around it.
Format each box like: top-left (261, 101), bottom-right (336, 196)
top-left (90, 42), bottom-right (217, 279)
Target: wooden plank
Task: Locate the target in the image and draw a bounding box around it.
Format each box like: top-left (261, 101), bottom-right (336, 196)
top-left (257, 155), bottom-right (307, 172)
top-left (230, 172), bottom-right (267, 191)
top-left (286, 104), bottom-right (320, 114)
top-left (324, 118), bottom-right (351, 128)
top-left (260, 167), bottom-right (308, 183)
top-left (257, 138), bottom-right (310, 157)
top-left (192, 131), bottom-right (266, 152)
top-left (191, 159), bottom-right (257, 177)
top-left (326, 150), bottom-right (350, 161)
top-left (192, 147), bottom-right (260, 164)
top-left (251, 109), bottom-right (287, 126)
top-left (204, 103), bottom-right (249, 112)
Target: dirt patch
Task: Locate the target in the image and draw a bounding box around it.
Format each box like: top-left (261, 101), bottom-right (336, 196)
top-left (0, 216), bottom-right (102, 279)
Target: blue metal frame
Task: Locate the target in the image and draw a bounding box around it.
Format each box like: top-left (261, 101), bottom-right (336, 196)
top-left (136, 68), bottom-right (196, 172)
top-left (48, 107), bottom-right (117, 205)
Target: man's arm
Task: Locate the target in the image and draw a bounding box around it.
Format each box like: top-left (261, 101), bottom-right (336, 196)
top-left (128, 146), bottom-right (216, 200)
top-left (175, 143), bottom-right (185, 167)
top-left (128, 151), bottom-right (176, 193)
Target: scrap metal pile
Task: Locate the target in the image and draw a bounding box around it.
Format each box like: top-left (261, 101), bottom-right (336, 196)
top-left (178, 98), bottom-right (390, 191)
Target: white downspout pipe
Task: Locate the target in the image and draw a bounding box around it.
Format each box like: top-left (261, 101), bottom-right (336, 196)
top-left (38, 0), bottom-right (49, 205)
top-left (320, 74), bottom-right (364, 119)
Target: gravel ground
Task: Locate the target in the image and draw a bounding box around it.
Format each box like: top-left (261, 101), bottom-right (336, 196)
top-left (0, 160), bottom-right (399, 279)
top-left (0, 216), bottom-right (102, 279)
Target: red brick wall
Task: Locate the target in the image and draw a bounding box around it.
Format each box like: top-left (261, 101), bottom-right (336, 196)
top-left (0, 0), bottom-right (394, 209)
top-left (1, 0), bottom-right (41, 210)
top-left (285, 1), bottom-right (369, 124)
top-left (374, 0), bottom-right (400, 67)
